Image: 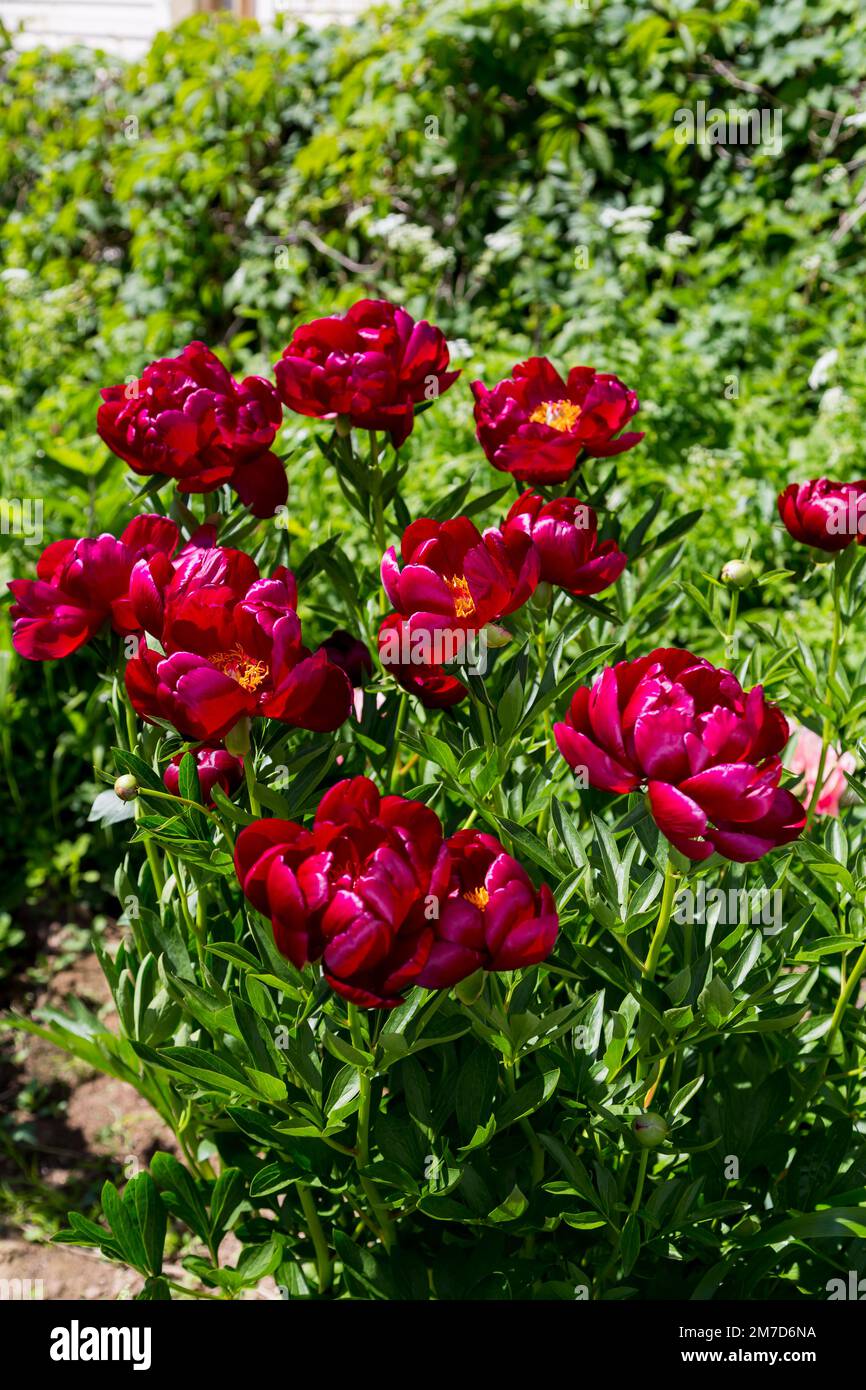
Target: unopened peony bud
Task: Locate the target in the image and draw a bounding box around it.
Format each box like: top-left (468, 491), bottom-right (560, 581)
top-left (530, 580), bottom-right (553, 611)
top-left (633, 1111), bottom-right (669, 1148)
top-left (225, 716), bottom-right (251, 757)
top-left (335, 415), bottom-right (353, 438)
top-left (483, 622), bottom-right (512, 649)
top-left (114, 774), bottom-right (139, 801)
top-left (454, 968), bottom-right (485, 1005)
top-left (720, 559), bottom-right (757, 589)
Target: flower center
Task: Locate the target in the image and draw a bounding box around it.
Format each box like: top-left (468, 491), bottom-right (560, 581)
top-left (211, 643), bottom-right (269, 692)
top-left (447, 574), bottom-right (476, 619)
top-left (463, 885), bottom-right (490, 910)
top-left (529, 399), bottom-right (582, 432)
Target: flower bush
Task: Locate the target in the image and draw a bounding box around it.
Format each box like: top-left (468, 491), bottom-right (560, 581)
top-left (6, 286), bottom-right (866, 1306)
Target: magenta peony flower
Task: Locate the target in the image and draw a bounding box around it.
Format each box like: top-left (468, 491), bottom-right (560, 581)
top-left (382, 516), bottom-right (539, 637)
top-left (555, 648), bottom-right (806, 862)
top-left (777, 478), bottom-right (866, 552)
top-left (274, 299), bottom-right (460, 448)
top-left (98, 341), bottom-right (287, 518)
top-left (502, 491), bottom-right (627, 597)
top-left (378, 613), bottom-right (468, 709)
top-left (164, 744), bottom-right (244, 807)
top-left (415, 830), bottom-right (559, 987)
top-left (8, 514), bottom-right (179, 661)
top-left (471, 357), bottom-right (643, 484)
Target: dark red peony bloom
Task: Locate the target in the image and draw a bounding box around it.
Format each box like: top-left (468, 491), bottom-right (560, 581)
top-left (8, 514), bottom-right (179, 661)
top-left (555, 648), bottom-right (805, 863)
top-left (382, 516), bottom-right (540, 636)
top-left (235, 777), bottom-right (448, 1005)
top-left (471, 357), bottom-right (643, 484)
top-left (98, 341), bottom-right (287, 518)
top-left (415, 830), bottom-right (559, 988)
top-left (235, 778), bottom-right (558, 1007)
top-left (125, 543), bottom-right (352, 742)
top-left (378, 613), bottom-right (468, 709)
top-left (163, 744), bottom-right (244, 806)
top-left (316, 629), bottom-right (373, 688)
top-left (503, 491), bottom-right (627, 597)
top-left (777, 478), bottom-right (866, 553)
top-left (274, 298), bottom-right (460, 448)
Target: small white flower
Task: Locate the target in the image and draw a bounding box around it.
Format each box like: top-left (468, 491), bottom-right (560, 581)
top-left (808, 348), bottom-right (838, 390)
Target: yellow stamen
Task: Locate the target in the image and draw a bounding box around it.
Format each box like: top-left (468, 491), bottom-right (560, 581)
top-left (447, 574), bottom-right (476, 620)
top-left (211, 644), bottom-right (269, 693)
top-left (464, 885), bottom-right (490, 910)
top-left (529, 399), bottom-right (582, 432)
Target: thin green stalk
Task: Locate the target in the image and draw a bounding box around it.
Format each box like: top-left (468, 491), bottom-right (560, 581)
top-left (630, 1149), bottom-right (649, 1214)
top-left (827, 939), bottom-right (866, 1050)
top-left (244, 755), bottom-right (261, 818)
top-left (348, 1005), bottom-right (394, 1251)
top-left (806, 554), bottom-right (843, 829)
top-left (297, 1183), bottom-right (332, 1294)
top-left (643, 859), bottom-right (679, 979)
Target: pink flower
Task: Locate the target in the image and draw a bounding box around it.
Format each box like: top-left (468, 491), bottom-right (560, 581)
top-left (788, 724), bottom-right (855, 817)
top-left (777, 478), bottom-right (866, 553)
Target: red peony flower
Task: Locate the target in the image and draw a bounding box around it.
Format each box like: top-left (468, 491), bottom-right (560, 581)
top-left (98, 341), bottom-right (287, 518)
top-left (235, 778), bottom-right (558, 1007)
top-left (163, 744), bottom-right (244, 807)
top-left (471, 357), bottom-right (643, 484)
top-left (316, 629), bottom-right (373, 688)
top-left (555, 648), bottom-right (805, 862)
top-left (502, 491), bottom-right (627, 597)
top-left (274, 298), bottom-right (460, 448)
top-left (777, 478), bottom-right (866, 553)
top-left (415, 830), bottom-right (559, 988)
top-left (8, 514), bottom-right (179, 661)
top-left (125, 543), bottom-right (352, 742)
top-left (378, 613), bottom-right (468, 709)
top-left (234, 776), bottom-right (448, 1005)
top-left (381, 516), bottom-right (540, 637)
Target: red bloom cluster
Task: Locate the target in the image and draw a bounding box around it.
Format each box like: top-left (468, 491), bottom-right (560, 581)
top-left (503, 492), bottom-right (628, 598)
top-left (777, 478), bottom-right (866, 552)
top-left (126, 543), bottom-right (352, 742)
top-left (378, 613), bottom-right (468, 709)
top-left (555, 648), bottom-right (805, 862)
top-left (275, 299), bottom-right (460, 448)
top-left (8, 514), bottom-right (180, 660)
top-left (98, 342), bottom-right (287, 518)
top-left (234, 777), bottom-right (558, 1008)
top-left (471, 357), bottom-right (643, 484)
top-left (164, 744), bottom-right (244, 806)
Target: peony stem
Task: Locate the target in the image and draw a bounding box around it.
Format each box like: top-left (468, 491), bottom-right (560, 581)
top-left (643, 859), bottom-right (679, 979)
top-left (827, 938), bottom-right (866, 1051)
top-left (297, 1183), bottom-right (332, 1294)
top-left (348, 1004), bottom-right (395, 1251)
top-left (244, 755), bottom-right (261, 818)
top-left (805, 554), bottom-right (843, 830)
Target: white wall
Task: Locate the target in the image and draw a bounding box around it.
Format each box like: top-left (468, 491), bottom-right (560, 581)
top-left (0, 0), bottom-right (372, 57)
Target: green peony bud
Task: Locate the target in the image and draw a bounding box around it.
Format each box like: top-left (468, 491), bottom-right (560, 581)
top-left (454, 968), bottom-right (485, 1005)
top-left (114, 774), bottom-right (139, 802)
top-left (482, 622), bottom-right (512, 649)
top-left (225, 716), bottom-right (251, 757)
top-left (335, 415), bottom-right (352, 438)
top-left (530, 580), bottom-right (553, 612)
top-left (633, 1111), bottom-right (669, 1148)
top-left (720, 559), bottom-right (757, 589)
